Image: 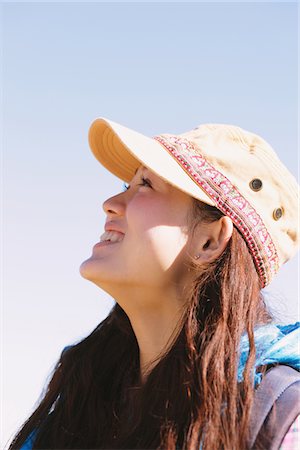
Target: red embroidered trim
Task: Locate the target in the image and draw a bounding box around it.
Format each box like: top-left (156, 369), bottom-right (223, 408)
top-left (153, 134), bottom-right (279, 288)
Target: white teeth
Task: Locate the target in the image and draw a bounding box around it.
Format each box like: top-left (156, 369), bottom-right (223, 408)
top-left (100, 231), bottom-right (124, 243)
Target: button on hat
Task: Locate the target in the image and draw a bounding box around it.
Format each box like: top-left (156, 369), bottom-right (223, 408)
top-left (273, 207), bottom-right (284, 221)
top-left (250, 179), bottom-right (263, 192)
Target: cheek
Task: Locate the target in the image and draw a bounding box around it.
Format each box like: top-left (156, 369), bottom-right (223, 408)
top-left (126, 196), bottom-right (181, 241)
top-left (126, 195), bottom-right (164, 232)
top-left (126, 195), bottom-right (189, 265)
top-left (150, 225), bottom-right (188, 254)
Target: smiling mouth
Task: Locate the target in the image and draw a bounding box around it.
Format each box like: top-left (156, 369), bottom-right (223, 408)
top-left (100, 231), bottom-right (125, 244)
top-left (95, 230), bottom-right (125, 250)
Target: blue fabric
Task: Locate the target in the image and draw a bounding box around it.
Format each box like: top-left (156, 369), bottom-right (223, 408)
top-left (238, 321), bottom-right (300, 386)
top-left (19, 430), bottom-right (37, 450)
top-left (19, 322), bottom-right (300, 449)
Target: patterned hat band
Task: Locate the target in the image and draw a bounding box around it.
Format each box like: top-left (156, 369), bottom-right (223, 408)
top-left (153, 134), bottom-right (279, 289)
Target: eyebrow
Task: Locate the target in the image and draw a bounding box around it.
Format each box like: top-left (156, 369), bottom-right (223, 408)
top-left (135, 165), bottom-right (146, 174)
top-left (127, 166), bottom-right (143, 186)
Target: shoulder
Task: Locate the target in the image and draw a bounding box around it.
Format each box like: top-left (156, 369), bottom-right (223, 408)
top-left (19, 429), bottom-right (38, 450)
top-left (279, 415), bottom-right (300, 450)
top-left (18, 346), bottom-right (72, 449)
top-left (250, 365), bottom-right (300, 449)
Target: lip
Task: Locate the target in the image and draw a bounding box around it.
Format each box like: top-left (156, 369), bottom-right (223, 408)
top-left (104, 222), bottom-right (125, 234)
top-left (93, 240), bottom-right (121, 250)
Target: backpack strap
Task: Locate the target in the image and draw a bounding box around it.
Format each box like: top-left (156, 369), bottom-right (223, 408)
top-left (248, 365), bottom-right (300, 449)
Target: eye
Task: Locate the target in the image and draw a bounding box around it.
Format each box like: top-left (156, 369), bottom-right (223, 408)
top-left (137, 176), bottom-right (152, 188)
top-left (122, 175), bottom-right (152, 192)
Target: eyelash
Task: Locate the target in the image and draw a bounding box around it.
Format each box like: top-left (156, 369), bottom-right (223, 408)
top-left (138, 176), bottom-right (153, 189)
top-left (123, 176), bottom-right (152, 192)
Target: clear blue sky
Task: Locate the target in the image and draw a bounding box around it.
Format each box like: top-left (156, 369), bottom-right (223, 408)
top-left (2, 2), bottom-right (298, 448)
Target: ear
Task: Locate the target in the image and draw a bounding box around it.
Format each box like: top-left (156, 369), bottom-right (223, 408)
top-left (194, 216), bottom-right (233, 263)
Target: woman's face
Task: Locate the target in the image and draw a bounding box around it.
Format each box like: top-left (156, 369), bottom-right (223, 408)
top-left (79, 165), bottom-right (197, 307)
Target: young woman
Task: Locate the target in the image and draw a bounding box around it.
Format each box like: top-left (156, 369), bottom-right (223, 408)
top-left (9, 119), bottom-right (300, 449)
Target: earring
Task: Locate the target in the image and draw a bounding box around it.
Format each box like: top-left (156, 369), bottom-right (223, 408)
top-left (195, 254), bottom-right (201, 260)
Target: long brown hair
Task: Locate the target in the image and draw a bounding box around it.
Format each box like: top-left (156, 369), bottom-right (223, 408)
top-left (9, 198), bottom-right (273, 450)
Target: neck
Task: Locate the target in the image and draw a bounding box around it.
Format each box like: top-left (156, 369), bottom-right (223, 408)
top-left (101, 280), bottom-right (192, 383)
top-left (130, 298), bottom-right (186, 384)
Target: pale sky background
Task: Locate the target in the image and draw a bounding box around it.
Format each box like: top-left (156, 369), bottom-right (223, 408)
top-left (2, 1), bottom-right (299, 448)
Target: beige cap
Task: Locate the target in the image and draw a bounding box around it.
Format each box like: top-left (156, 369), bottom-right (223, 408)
top-left (88, 117), bottom-right (299, 288)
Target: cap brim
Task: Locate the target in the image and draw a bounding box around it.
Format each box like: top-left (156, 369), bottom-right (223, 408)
top-left (88, 117), bottom-right (216, 207)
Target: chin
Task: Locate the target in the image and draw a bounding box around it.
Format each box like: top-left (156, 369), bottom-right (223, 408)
top-left (79, 257), bottom-right (115, 286)
top-left (79, 258), bottom-right (92, 280)
top-left (79, 257), bottom-right (103, 281)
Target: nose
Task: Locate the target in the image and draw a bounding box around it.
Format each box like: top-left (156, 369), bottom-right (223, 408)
top-left (102, 193), bottom-right (126, 216)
